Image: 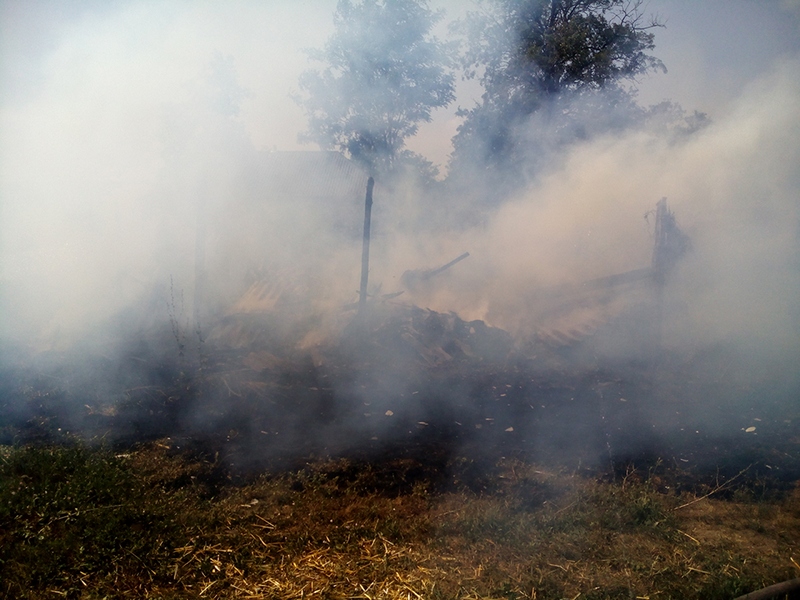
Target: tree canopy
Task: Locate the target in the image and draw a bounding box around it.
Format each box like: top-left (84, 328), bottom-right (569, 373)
top-left (450, 0), bottom-right (665, 190)
top-left (297, 0), bottom-right (455, 179)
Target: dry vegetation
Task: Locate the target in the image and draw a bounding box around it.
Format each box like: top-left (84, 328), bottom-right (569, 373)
top-left (2, 441), bottom-right (799, 600)
top-left (2, 303), bottom-right (799, 599)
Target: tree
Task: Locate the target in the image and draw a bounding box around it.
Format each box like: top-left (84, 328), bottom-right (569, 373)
top-left (450, 0), bottom-right (664, 190)
top-left (297, 0), bottom-right (456, 179)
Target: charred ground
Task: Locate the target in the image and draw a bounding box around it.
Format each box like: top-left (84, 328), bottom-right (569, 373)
top-left (2, 300), bottom-right (798, 493)
top-left (1, 300), bottom-right (799, 599)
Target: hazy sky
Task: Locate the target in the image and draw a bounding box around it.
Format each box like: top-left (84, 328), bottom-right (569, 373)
top-left (2, 0), bottom-right (798, 167)
top-left (1, 0), bottom-right (799, 343)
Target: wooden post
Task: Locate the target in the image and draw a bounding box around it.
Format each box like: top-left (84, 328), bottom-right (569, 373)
top-left (651, 197), bottom-right (691, 350)
top-left (358, 177), bottom-right (375, 315)
top-left (653, 198), bottom-right (667, 349)
top-left (652, 196), bottom-right (690, 284)
top-left (652, 197), bottom-right (669, 287)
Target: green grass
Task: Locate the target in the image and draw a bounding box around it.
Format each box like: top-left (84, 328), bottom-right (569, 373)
top-left (0, 444), bottom-right (205, 598)
top-left (1, 443), bottom-right (798, 599)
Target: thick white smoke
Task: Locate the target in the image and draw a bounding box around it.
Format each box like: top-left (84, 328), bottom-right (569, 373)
top-left (0, 1), bottom-right (798, 369)
top-left (0, 1), bottom-right (797, 474)
top-left (375, 59), bottom-right (799, 364)
top-left (0, 2), bottom-right (334, 345)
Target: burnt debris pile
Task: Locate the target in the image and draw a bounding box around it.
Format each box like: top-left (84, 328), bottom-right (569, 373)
top-left (1, 198), bottom-right (798, 487)
top-left (2, 288), bottom-right (798, 489)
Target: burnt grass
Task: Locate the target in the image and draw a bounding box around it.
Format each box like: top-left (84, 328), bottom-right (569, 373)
top-left (1, 308), bottom-right (799, 598)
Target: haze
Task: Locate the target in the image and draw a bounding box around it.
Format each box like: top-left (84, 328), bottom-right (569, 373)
top-left (1, 0), bottom-right (799, 362)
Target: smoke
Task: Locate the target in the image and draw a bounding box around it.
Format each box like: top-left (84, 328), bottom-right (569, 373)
top-left (1, 1), bottom-right (798, 471)
top-left (3, 1), bottom-right (797, 347)
top-left (373, 58), bottom-right (800, 363)
top-left (0, 1), bottom-right (338, 345)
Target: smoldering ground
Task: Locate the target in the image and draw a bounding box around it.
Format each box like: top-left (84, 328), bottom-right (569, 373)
top-left (0, 2), bottom-right (798, 482)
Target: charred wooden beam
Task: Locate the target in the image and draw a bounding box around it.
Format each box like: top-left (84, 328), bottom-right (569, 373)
top-left (422, 252), bottom-right (470, 280)
top-left (401, 252), bottom-right (470, 290)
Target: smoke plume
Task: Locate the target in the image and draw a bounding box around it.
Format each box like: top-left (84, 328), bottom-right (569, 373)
top-left (0, 1), bottom-right (798, 470)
